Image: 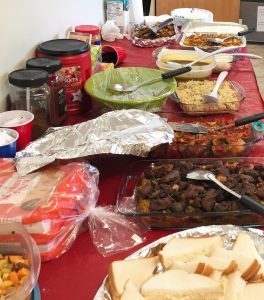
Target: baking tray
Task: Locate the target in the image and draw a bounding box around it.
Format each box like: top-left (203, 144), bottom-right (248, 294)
top-left (149, 112), bottom-right (264, 158)
top-left (116, 157), bottom-right (264, 229)
top-left (93, 225), bottom-right (264, 300)
top-left (179, 32), bottom-right (246, 51)
top-left (181, 21), bottom-right (248, 34)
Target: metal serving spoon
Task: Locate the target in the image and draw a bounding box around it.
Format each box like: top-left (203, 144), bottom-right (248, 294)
top-left (207, 28), bottom-right (256, 44)
top-left (107, 67), bottom-right (191, 93)
top-left (203, 71), bottom-right (228, 103)
top-left (186, 169), bottom-right (264, 216)
top-left (166, 46), bottom-right (240, 68)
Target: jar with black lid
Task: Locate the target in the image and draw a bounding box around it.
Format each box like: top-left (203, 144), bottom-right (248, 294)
top-left (8, 69), bottom-right (50, 140)
top-left (26, 58), bottom-right (66, 126)
top-left (36, 39), bottom-right (92, 114)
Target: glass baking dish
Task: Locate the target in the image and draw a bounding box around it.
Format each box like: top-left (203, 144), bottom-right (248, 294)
top-left (172, 80), bottom-right (245, 115)
top-left (116, 157), bottom-right (264, 229)
top-left (149, 112), bottom-right (264, 158)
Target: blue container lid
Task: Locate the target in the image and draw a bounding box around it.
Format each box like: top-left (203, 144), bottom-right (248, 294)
top-left (31, 283), bottom-right (41, 300)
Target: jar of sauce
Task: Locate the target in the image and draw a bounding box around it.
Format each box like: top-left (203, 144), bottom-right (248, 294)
top-left (36, 39), bottom-right (92, 115)
top-left (8, 69), bottom-right (50, 140)
top-left (75, 25), bottom-right (101, 45)
top-left (26, 57), bottom-right (66, 126)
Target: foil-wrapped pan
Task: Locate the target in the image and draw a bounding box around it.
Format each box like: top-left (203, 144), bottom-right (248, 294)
top-left (16, 109), bottom-right (174, 175)
top-left (131, 35), bottom-right (177, 48)
top-left (93, 224), bottom-right (264, 300)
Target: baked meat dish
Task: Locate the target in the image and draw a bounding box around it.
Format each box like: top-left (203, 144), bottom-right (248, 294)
top-left (135, 160), bottom-right (264, 215)
top-left (133, 22), bottom-right (175, 39)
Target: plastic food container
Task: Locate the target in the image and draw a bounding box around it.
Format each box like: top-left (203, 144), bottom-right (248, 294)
top-left (179, 32), bottom-right (246, 52)
top-left (116, 157), bottom-right (264, 229)
top-left (173, 80), bottom-right (245, 115)
top-left (156, 49), bottom-right (216, 80)
top-left (171, 8), bottom-right (213, 27)
top-left (213, 54), bottom-right (234, 73)
top-left (36, 39), bottom-right (92, 114)
top-left (0, 128), bottom-right (19, 158)
top-left (75, 25), bottom-right (101, 45)
top-left (149, 112), bottom-right (263, 159)
top-left (0, 223), bottom-right (40, 299)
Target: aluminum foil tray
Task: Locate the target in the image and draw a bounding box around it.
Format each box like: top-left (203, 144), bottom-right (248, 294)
top-left (93, 225), bottom-right (264, 300)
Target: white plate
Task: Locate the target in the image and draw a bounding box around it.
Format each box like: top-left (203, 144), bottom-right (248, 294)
top-left (93, 224), bottom-right (264, 300)
top-left (171, 8), bottom-right (213, 27)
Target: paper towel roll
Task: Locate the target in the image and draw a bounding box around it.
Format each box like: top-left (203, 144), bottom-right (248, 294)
top-left (129, 0), bottom-right (144, 24)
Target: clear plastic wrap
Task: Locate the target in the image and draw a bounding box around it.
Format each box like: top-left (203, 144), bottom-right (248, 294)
top-left (0, 159), bottom-right (145, 261)
top-left (88, 206), bottom-right (145, 257)
top-left (84, 68), bottom-right (176, 111)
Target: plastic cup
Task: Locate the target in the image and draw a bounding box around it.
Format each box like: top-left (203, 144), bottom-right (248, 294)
top-left (101, 45), bottom-right (127, 66)
top-left (0, 110), bottom-right (34, 151)
top-left (0, 128), bottom-right (19, 158)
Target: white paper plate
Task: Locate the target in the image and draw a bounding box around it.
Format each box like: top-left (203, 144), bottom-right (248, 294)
top-left (171, 8), bottom-right (213, 27)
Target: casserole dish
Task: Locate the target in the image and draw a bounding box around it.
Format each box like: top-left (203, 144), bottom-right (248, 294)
top-left (149, 112), bottom-right (263, 159)
top-left (173, 80), bottom-right (245, 115)
top-left (116, 157), bottom-right (264, 229)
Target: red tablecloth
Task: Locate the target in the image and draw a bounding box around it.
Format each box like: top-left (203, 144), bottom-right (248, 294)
top-left (38, 39), bottom-right (264, 300)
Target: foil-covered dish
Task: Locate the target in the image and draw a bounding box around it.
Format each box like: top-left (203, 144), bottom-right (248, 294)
top-left (93, 224), bottom-right (264, 300)
top-left (15, 109), bottom-right (174, 175)
top-left (130, 21), bottom-right (179, 48)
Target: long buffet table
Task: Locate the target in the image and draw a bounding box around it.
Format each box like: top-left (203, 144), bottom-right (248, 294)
top-left (38, 39), bottom-right (264, 300)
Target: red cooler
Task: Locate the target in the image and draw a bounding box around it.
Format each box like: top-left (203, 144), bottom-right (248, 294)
top-left (36, 39), bottom-right (92, 114)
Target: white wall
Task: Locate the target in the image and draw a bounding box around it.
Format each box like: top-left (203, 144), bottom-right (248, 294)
top-left (0, 0), bottom-right (105, 112)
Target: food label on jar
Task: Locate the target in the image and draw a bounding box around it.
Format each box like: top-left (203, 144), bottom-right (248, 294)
top-left (57, 88), bottom-right (66, 117)
top-left (61, 66), bottom-right (83, 112)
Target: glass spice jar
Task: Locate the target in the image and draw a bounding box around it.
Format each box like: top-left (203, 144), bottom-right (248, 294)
top-left (26, 58), bottom-right (66, 126)
top-left (8, 69), bottom-right (50, 140)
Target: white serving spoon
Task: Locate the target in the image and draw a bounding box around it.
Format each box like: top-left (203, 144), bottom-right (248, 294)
top-left (203, 71), bottom-right (229, 103)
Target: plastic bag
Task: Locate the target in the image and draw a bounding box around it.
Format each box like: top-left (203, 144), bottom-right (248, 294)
top-left (0, 159), bottom-right (99, 261)
top-left (88, 206), bottom-right (145, 257)
top-left (0, 158), bottom-right (145, 261)
top-left (101, 20), bottom-right (123, 42)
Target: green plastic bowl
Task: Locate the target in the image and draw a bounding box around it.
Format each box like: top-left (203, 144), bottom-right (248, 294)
top-left (84, 67), bottom-right (176, 111)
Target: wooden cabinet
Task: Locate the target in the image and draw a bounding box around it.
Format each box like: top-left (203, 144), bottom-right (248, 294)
top-left (156, 0), bottom-right (240, 23)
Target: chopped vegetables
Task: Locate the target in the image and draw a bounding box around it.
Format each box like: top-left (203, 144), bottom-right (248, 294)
top-left (0, 255), bottom-right (30, 297)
